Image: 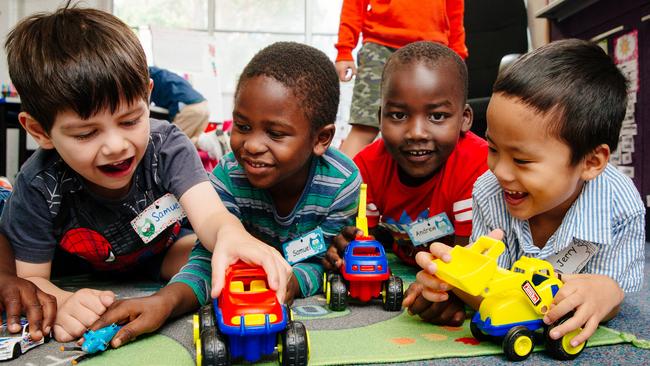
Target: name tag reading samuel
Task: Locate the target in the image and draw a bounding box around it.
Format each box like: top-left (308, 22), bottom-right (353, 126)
top-left (282, 228), bottom-right (327, 265)
top-left (406, 212), bottom-right (455, 247)
top-left (131, 193), bottom-right (186, 244)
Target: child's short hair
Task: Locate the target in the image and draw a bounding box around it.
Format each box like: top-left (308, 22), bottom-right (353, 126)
top-left (5, 5), bottom-right (149, 133)
top-left (493, 39), bottom-right (627, 165)
top-left (381, 41), bottom-right (469, 103)
top-left (235, 42), bottom-right (339, 132)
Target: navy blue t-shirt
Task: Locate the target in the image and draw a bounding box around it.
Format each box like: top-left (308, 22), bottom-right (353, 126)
top-left (149, 66), bottom-right (205, 120)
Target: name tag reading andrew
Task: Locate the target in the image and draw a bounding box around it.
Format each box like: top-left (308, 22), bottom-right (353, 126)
top-left (546, 238), bottom-right (598, 274)
top-left (131, 193), bottom-right (186, 244)
top-left (406, 212), bottom-right (455, 247)
top-left (282, 228), bottom-right (327, 265)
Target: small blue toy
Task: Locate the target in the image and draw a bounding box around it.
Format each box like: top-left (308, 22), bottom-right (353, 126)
top-left (81, 323), bottom-right (122, 354)
top-left (60, 323), bottom-right (122, 364)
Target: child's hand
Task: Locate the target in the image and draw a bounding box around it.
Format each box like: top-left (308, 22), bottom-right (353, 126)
top-left (323, 226), bottom-right (360, 271)
top-left (402, 282), bottom-right (465, 326)
top-left (335, 60), bottom-right (356, 82)
top-left (284, 274), bottom-right (301, 306)
top-left (88, 294), bottom-right (173, 348)
top-left (54, 288), bottom-right (115, 342)
top-left (211, 232), bottom-right (292, 303)
top-left (407, 242), bottom-right (455, 303)
top-left (543, 273), bottom-right (624, 347)
top-left (0, 273), bottom-right (57, 340)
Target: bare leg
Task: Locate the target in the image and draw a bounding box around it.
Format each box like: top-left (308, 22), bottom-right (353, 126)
top-left (160, 234), bottom-right (197, 281)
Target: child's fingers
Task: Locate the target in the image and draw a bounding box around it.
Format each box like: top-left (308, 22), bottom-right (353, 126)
top-left (565, 316), bottom-right (599, 347)
top-left (2, 288), bottom-right (24, 333)
top-left (210, 253), bottom-right (228, 298)
top-left (547, 310), bottom-right (587, 341)
top-left (415, 270), bottom-right (449, 292)
top-left (36, 290), bottom-right (57, 336)
top-left (90, 301), bottom-right (130, 331)
top-left (421, 287), bottom-right (449, 303)
top-left (543, 287), bottom-right (578, 325)
top-left (428, 242), bottom-right (452, 263)
top-left (53, 324), bottom-right (75, 343)
top-left (79, 290), bottom-right (113, 316)
top-left (323, 246), bottom-right (343, 271)
top-left (402, 283), bottom-right (425, 310)
top-left (485, 229), bottom-right (505, 241)
top-left (414, 251), bottom-right (437, 274)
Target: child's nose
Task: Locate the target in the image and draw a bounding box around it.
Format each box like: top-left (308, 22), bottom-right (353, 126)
top-left (491, 159), bottom-right (514, 182)
top-left (243, 137), bottom-right (266, 154)
top-left (101, 133), bottom-right (129, 156)
top-left (405, 118), bottom-right (430, 141)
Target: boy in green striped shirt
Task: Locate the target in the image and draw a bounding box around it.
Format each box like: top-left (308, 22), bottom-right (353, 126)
top-left (174, 42), bottom-right (362, 304)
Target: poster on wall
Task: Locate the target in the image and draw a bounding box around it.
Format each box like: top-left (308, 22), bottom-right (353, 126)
top-left (611, 29), bottom-right (638, 180)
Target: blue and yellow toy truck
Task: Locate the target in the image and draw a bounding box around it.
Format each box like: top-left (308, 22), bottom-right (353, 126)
top-left (194, 262), bottom-right (309, 366)
top-left (323, 184), bottom-right (403, 312)
top-left (434, 236), bottom-right (586, 361)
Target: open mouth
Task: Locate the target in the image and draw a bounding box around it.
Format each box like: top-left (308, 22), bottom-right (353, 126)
top-left (98, 157), bottom-right (134, 175)
top-left (503, 189), bottom-right (528, 204)
top-left (402, 149), bottom-right (434, 161)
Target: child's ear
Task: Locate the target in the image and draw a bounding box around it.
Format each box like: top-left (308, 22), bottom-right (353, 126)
top-left (312, 124), bottom-right (336, 157)
top-left (580, 144), bottom-right (610, 181)
top-left (19, 112), bottom-right (54, 149)
top-left (460, 103), bottom-right (473, 134)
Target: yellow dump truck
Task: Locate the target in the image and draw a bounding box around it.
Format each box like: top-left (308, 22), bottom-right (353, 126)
top-left (434, 236), bottom-right (586, 361)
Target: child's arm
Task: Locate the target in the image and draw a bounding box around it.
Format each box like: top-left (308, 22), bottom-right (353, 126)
top-left (178, 181), bottom-right (292, 302)
top-left (16, 260), bottom-right (115, 342)
top-left (0, 235), bottom-right (56, 339)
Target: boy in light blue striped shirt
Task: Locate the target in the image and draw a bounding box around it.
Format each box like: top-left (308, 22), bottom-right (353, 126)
top-left (411, 39), bottom-right (644, 348)
top-left (174, 42), bottom-right (361, 304)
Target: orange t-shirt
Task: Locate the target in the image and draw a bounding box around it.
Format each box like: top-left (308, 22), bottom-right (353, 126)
top-left (335, 0), bottom-right (468, 61)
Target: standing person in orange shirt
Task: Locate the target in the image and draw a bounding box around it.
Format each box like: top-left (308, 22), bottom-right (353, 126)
top-left (336, 0), bottom-right (468, 158)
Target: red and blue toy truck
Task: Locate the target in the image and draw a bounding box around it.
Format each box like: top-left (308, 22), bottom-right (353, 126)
top-left (323, 184), bottom-right (404, 311)
top-left (194, 262), bottom-right (309, 366)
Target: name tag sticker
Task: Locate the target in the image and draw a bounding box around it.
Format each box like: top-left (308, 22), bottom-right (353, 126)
top-left (406, 212), bottom-right (455, 247)
top-left (131, 193), bottom-right (186, 243)
top-left (546, 239), bottom-right (598, 274)
top-left (282, 227), bottom-right (327, 265)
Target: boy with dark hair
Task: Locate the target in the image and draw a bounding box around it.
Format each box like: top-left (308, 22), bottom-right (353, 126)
top-left (413, 39), bottom-right (645, 347)
top-left (0, 5), bottom-right (290, 342)
top-left (326, 41), bottom-right (488, 325)
top-left (91, 42), bottom-right (361, 346)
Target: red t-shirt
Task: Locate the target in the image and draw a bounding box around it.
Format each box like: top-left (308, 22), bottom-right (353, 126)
top-left (353, 132), bottom-right (487, 265)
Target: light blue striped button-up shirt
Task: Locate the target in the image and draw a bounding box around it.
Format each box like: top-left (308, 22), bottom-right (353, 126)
top-left (471, 164), bottom-right (645, 292)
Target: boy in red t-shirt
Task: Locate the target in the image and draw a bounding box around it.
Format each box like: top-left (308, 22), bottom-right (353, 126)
top-left (324, 41), bottom-right (487, 325)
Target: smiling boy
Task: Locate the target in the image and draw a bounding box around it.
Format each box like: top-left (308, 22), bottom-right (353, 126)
top-left (0, 5), bottom-right (289, 343)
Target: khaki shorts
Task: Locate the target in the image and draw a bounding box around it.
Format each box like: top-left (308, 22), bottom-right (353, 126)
top-left (174, 100), bottom-right (210, 143)
top-left (349, 42), bottom-right (395, 128)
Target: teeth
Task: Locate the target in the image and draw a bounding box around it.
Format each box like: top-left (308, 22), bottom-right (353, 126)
top-left (110, 159), bottom-right (127, 166)
top-left (406, 150), bottom-right (431, 156)
top-left (505, 189), bottom-right (525, 195)
top-left (250, 162), bottom-right (269, 168)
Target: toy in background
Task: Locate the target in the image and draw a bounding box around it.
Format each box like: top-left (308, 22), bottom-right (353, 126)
top-left (323, 184), bottom-right (404, 311)
top-left (194, 261), bottom-right (309, 366)
top-left (197, 121), bottom-right (232, 172)
top-left (0, 82), bottom-right (19, 98)
top-left (434, 236), bottom-right (586, 361)
top-left (0, 317), bottom-right (50, 361)
top-left (60, 323), bottom-right (122, 364)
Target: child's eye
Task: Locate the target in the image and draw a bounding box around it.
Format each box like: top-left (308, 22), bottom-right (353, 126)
top-left (267, 130), bottom-right (286, 139)
top-left (74, 130), bottom-right (97, 140)
top-left (121, 120), bottom-right (138, 127)
top-left (513, 158), bottom-right (531, 165)
top-left (234, 123), bottom-right (251, 132)
top-left (488, 146), bottom-right (497, 153)
top-left (388, 112), bottom-right (407, 121)
top-left (428, 112), bottom-right (447, 122)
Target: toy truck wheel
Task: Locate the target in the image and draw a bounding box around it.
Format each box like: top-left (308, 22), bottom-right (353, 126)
top-left (470, 321), bottom-right (491, 342)
top-left (327, 274), bottom-right (348, 311)
top-left (199, 304), bottom-right (216, 334)
top-left (12, 343), bottom-right (20, 359)
top-left (382, 276), bottom-right (404, 311)
top-left (200, 327), bottom-right (230, 366)
top-left (545, 315), bottom-right (586, 360)
top-left (280, 321), bottom-right (309, 366)
top-left (503, 326), bottom-right (534, 361)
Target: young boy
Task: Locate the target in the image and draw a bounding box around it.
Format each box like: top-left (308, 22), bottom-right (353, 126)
top-left (0, 6), bottom-right (290, 343)
top-left (325, 41), bottom-right (488, 325)
top-left (413, 39), bottom-right (645, 347)
top-left (88, 42), bottom-right (361, 347)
